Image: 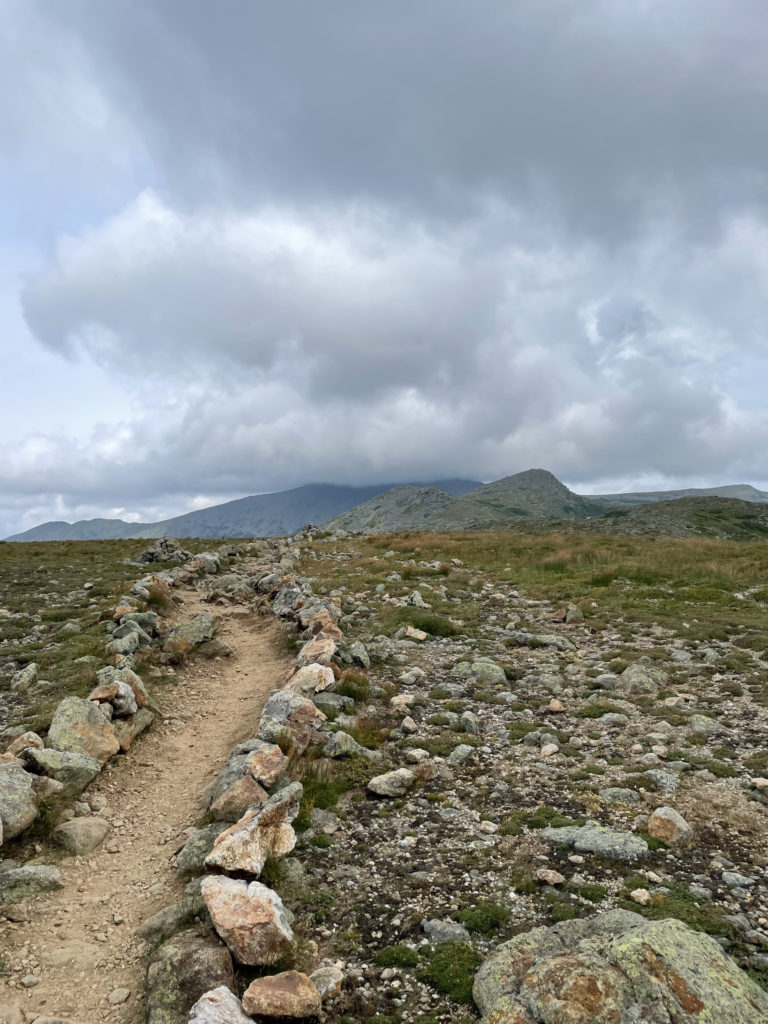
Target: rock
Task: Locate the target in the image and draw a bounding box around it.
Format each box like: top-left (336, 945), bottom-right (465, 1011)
top-left (423, 918), bottom-right (471, 943)
top-left (565, 602), bottom-right (584, 623)
top-left (367, 768), bottom-right (416, 797)
top-left (47, 696), bottom-right (120, 765)
top-left (296, 635), bottom-right (337, 668)
top-left (205, 783), bottom-right (302, 877)
top-left (449, 744), bottom-right (474, 763)
top-left (208, 755), bottom-right (251, 807)
top-left (631, 887), bottom-right (651, 905)
top-left (403, 625), bottom-right (427, 641)
top-left (146, 929), bottom-right (234, 1024)
top-left (11, 663), bottom-right (37, 692)
top-left (5, 732), bottom-right (43, 757)
top-left (53, 817), bottom-right (110, 856)
top-left (258, 691), bottom-right (326, 754)
top-left (287, 665), bottom-right (335, 697)
top-left (540, 820), bottom-right (648, 861)
top-left (687, 713), bottom-right (724, 735)
top-left (106, 632), bottom-right (141, 656)
top-left (406, 590), bottom-right (428, 608)
top-left (723, 871), bottom-right (755, 888)
top-left (324, 731), bottom-right (381, 761)
top-left (600, 787), bottom-right (641, 806)
top-left (22, 748), bottom-right (101, 798)
top-left (548, 698), bottom-right (565, 713)
top-left (210, 776), bottom-right (269, 822)
top-left (91, 680), bottom-right (138, 717)
top-left (648, 806), bottom-right (693, 846)
top-left (137, 881), bottom-right (208, 944)
top-left (139, 537), bottom-right (191, 564)
top-left (243, 741), bottom-right (288, 786)
top-left (309, 966), bottom-right (344, 1000)
top-left (97, 665), bottom-right (152, 709)
top-left (107, 988), bottom-right (130, 1005)
top-left (163, 612), bottom-right (216, 657)
top-left (176, 823), bottom-right (230, 877)
top-left (242, 971), bottom-right (321, 1018)
top-left (112, 708), bottom-right (154, 751)
top-left (0, 865), bottom-right (62, 905)
top-left (0, 763), bottom-right (38, 838)
top-left (616, 658), bottom-right (668, 694)
top-left (201, 877), bottom-right (294, 965)
top-left (473, 910), bottom-right (768, 1024)
top-left (536, 868), bottom-right (566, 886)
top-left (189, 987), bottom-right (251, 1023)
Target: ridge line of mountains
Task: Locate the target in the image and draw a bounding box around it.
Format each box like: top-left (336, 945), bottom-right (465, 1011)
top-left (7, 469), bottom-right (768, 542)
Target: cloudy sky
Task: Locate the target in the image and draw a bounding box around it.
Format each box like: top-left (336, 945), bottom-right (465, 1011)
top-left (2, 0), bottom-right (768, 536)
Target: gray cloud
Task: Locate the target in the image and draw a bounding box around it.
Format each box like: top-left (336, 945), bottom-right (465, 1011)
top-left (2, 0), bottom-right (768, 535)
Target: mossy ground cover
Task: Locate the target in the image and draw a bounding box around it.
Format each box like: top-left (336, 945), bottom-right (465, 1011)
top-left (303, 530), bottom-right (768, 647)
top-left (0, 537), bottom-right (232, 732)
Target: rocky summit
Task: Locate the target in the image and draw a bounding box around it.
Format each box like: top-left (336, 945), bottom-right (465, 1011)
top-left (1, 523), bottom-right (767, 1022)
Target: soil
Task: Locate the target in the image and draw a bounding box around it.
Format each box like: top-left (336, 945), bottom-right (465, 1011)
top-left (0, 589), bottom-right (289, 1024)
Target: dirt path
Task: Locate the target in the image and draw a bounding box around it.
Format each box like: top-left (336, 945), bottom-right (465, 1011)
top-left (0, 590), bottom-right (289, 1024)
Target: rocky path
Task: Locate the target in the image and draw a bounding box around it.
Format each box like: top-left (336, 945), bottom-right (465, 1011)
top-left (0, 591), bottom-right (289, 1024)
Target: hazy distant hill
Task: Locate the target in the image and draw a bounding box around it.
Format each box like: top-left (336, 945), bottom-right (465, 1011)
top-left (591, 483), bottom-right (768, 506)
top-left (327, 469), bottom-right (609, 533)
top-left (5, 479), bottom-right (480, 542)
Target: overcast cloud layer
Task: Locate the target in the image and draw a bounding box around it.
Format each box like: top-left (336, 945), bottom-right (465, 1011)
top-left (2, 0), bottom-right (768, 536)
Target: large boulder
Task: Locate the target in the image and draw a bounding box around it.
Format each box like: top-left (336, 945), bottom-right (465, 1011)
top-left (474, 910), bottom-right (768, 1024)
top-left (540, 819), bottom-right (648, 861)
top-left (47, 696), bottom-right (120, 765)
top-left (201, 877), bottom-right (293, 966)
top-left (616, 657), bottom-right (668, 694)
top-left (209, 776), bottom-right (268, 822)
top-left (21, 748), bottom-right (100, 798)
top-left (258, 691), bottom-right (326, 754)
top-left (205, 783), bottom-right (302, 877)
top-left (295, 635), bottom-right (337, 669)
top-left (243, 741), bottom-right (288, 787)
top-left (163, 612), bottom-right (216, 658)
top-left (0, 865), bottom-right (62, 905)
top-left (242, 971), bottom-right (321, 1018)
top-left (146, 929), bottom-right (234, 1024)
top-left (286, 665), bottom-right (335, 698)
top-left (53, 817), bottom-right (110, 856)
top-left (367, 768), bottom-right (416, 798)
top-left (0, 763), bottom-right (38, 839)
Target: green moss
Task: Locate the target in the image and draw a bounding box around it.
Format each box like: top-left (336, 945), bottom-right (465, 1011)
top-left (507, 721), bottom-right (541, 741)
top-left (500, 805), bottom-right (584, 836)
top-left (576, 702), bottom-right (626, 719)
top-left (619, 884), bottom-right (736, 939)
top-left (374, 945), bottom-right (419, 968)
top-left (310, 834), bottom-right (333, 849)
top-left (579, 884), bottom-right (608, 903)
top-left (453, 901), bottom-right (509, 936)
top-left (418, 943), bottom-right (482, 1004)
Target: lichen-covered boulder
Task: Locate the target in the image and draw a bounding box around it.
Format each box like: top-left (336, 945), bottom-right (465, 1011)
top-left (0, 763), bottom-right (39, 838)
top-left (163, 612), bottom-right (216, 658)
top-left (539, 819), bottom-right (648, 861)
top-left (0, 865), bottom-right (62, 905)
top-left (616, 657), bottom-right (668, 694)
top-left (146, 929), bottom-right (234, 1024)
top-left (473, 909), bottom-right (768, 1024)
top-left (22, 745), bottom-right (102, 798)
top-left (176, 823), bottom-right (230, 877)
top-left (53, 817), bottom-right (110, 856)
top-left (112, 707), bottom-right (154, 751)
top-left (47, 696), bottom-right (120, 765)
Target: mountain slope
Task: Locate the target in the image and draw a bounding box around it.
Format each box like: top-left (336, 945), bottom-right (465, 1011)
top-left (584, 497), bottom-right (768, 540)
top-left (5, 479), bottom-right (480, 542)
top-left (327, 469), bottom-right (611, 534)
top-left (591, 483), bottom-right (768, 506)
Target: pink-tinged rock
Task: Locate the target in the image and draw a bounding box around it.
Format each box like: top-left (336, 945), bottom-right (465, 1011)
top-left (242, 971), bottom-right (321, 1018)
top-left (47, 697), bottom-right (120, 766)
top-left (5, 732), bottom-right (44, 757)
top-left (201, 876), bottom-right (293, 965)
top-left (296, 634), bottom-right (338, 668)
top-left (189, 985), bottom-right (252, 1023)
top-left (244, 741), bottom-right (288, 787)
top-left (286, 664), bottom-right (335, 697)
top-left (210, 776), bottom-right (269, 822)
top-left (648, 806), bottom-right (693, 846)
top-left (205, 783), bottom-right (302, 876)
